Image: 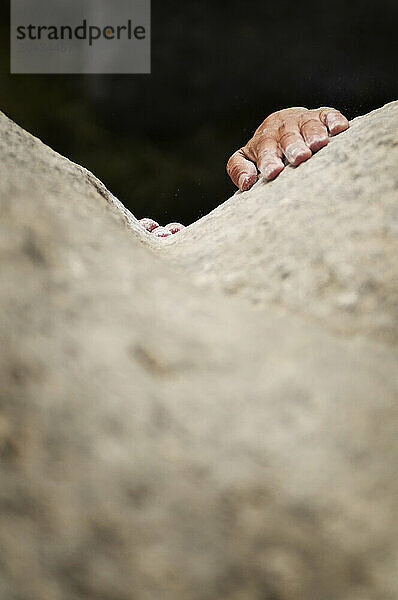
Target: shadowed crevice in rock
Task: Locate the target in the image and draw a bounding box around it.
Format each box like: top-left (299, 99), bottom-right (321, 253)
top-left (0, 103), bottom-right (397, 600)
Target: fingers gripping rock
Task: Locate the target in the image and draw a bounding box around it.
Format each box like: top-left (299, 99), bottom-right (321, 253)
top-left (140, 218), bottom-right (185, 238)
top-left (153, 226), bottom-right (172, 238)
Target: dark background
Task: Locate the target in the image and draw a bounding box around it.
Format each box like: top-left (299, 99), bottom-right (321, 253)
top-left (1, 0), bottom-right (398, 224)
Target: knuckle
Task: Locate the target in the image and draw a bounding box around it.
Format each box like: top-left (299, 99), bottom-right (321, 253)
top-left (279, 129), bottom-right (299, 145)
top-left (257, 130), bottom-right (275, 143)
top-left (278, 121), bottom-right (288, 136)
top-left (226, 149), bottom-right (245, 180)
top-left (226, 151), bottom-right (241, 175)
top-left (256, 113), bottom-right (281, 134)
top-left (244, 140), bottom-right (256, 161)
top-left (256, 134), bottom-right (277, 154)
top-left (257, 148), bottom-right (276, 163)
top-left (318, 107), bottom-right (335, 122)
top-left (300, 117), bottom-right (321, 129)
top-left (319, 106), bottom-right (348, 124)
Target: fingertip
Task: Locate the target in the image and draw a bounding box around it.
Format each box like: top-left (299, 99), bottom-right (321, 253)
top-left (330, 123), bottom-right (349, 135)
top-left (238, 174), bottom-right (248, 190)
top-left (153, 226), bottom-right (172, 238)
top-left (238, 173), bottom-right (257, 191)
top-left (165, 222), bottom-right (185, 234)
top-left (284, 143), bottom-right (312, 166)
top-left (139, 218), bottom-right (159, 232)
top-left (306, 135), bottom-right (329, 152)
top-left (261, 161), bottom-right (285, 180)
top-left (326, 114), bottom-right (350, 136)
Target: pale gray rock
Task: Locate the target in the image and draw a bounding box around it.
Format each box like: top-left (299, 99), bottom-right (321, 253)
top-left (0, 103), bottom-right (397, 600)
top-left (164, 101), bottom-right (398, 345)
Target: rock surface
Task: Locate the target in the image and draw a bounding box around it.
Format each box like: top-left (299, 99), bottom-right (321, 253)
top-left (163, 101), bottom-right (398, 345)
top-left (0, 102), bottom-right (397, 600)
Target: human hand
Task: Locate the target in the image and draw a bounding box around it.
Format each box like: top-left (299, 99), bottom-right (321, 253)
top-left (139, 218), bottom-right (185, 237)
top-left (227, 106), bottom-right (349, 191)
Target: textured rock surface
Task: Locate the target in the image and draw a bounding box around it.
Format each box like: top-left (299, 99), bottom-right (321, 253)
top-left (0, 103), bottom-right (397, 600)
top-left (163, 101), bottom-right (398, 345)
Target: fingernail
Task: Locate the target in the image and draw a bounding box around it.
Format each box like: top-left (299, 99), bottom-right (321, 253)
top-left (238, 174), bottom-right (250, 191)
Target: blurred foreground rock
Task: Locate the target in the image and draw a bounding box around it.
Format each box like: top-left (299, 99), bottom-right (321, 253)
top-left (0, 102), bottom-right (397, 600)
